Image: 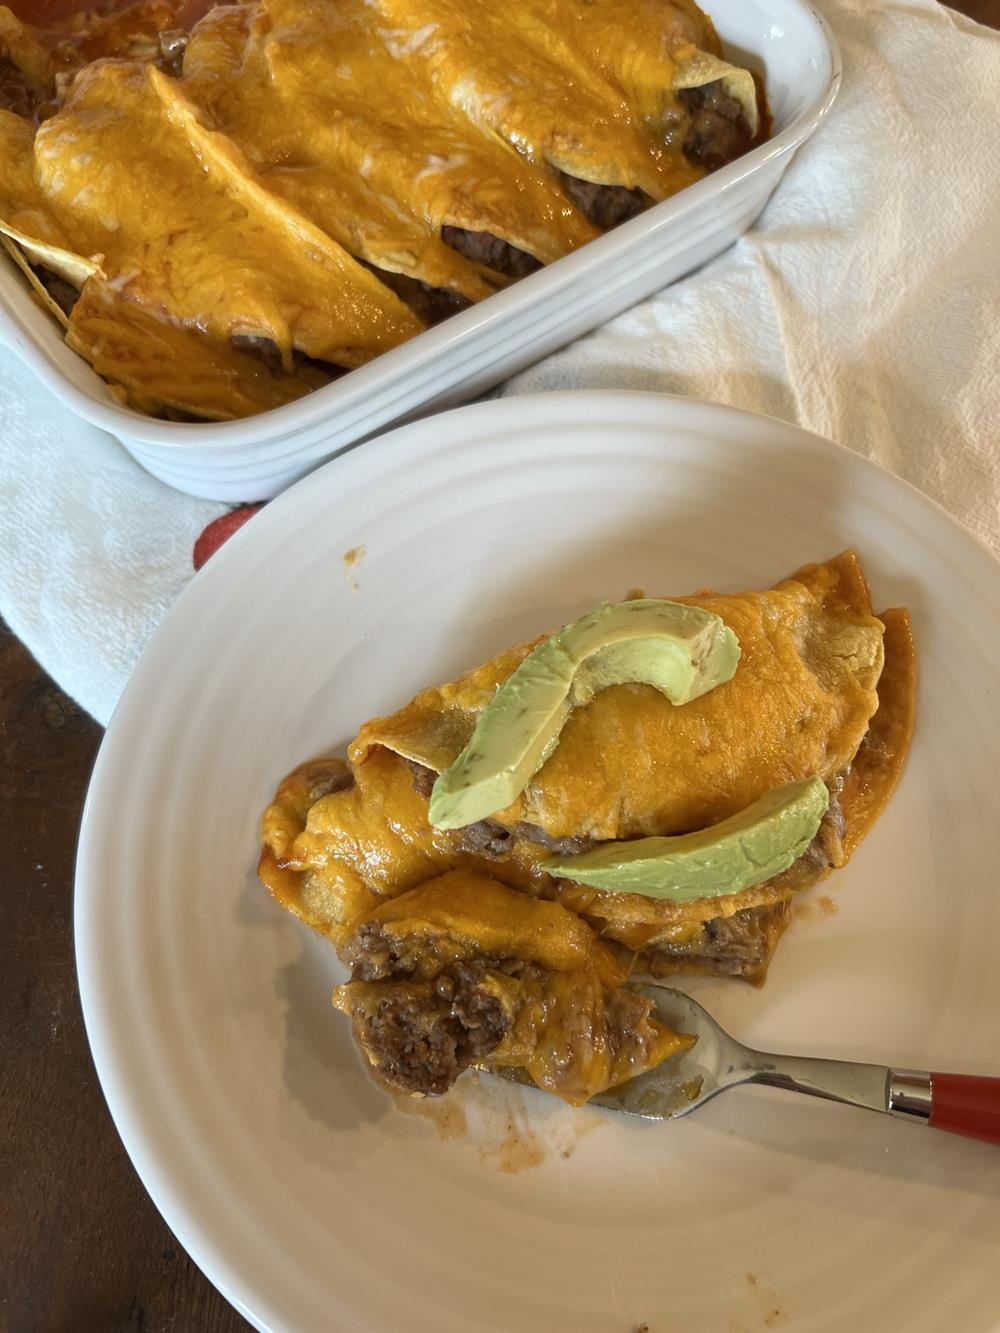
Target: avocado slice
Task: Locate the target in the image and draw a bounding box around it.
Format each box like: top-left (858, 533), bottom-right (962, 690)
top-left (543, 776), bottom-right (830, 902)
top-left (428, 599), bottom-right (740, 830)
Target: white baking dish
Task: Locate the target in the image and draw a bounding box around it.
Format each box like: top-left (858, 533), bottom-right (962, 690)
top-left (0, 0), bottom-right (840, 502)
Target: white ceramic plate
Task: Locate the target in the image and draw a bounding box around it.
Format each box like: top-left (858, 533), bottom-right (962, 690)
top-left (76, 392), bottom-right (1000, 1333)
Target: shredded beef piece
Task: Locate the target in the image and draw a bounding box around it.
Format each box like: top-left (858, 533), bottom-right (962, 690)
top-left (441, 226), bottom-right (542, 280)
top-left (557, 172), bottom-right (649, 230)
top-left (351, 961), bottom-right (509, 1095)
top-left (680, 80), bottom-right (754, 169)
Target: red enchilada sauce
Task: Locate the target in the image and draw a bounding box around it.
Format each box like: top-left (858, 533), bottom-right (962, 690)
top-left (1, 0), bottom-right (218, 119)
top-left (6, 0), bottom-right (214, 32)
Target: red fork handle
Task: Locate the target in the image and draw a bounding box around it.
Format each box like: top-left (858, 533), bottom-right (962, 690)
top-left (930, 1073), bottom-right (1000, 1145)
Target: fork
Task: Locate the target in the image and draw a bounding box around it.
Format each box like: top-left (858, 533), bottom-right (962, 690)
top-left (505, 985), bottom-right (1000, 1144)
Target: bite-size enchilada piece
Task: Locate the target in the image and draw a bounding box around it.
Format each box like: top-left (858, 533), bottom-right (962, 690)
top-left (335, 871), bottom-right (693, 1103)
top-left (259, 553), bottom-right (915, 1102)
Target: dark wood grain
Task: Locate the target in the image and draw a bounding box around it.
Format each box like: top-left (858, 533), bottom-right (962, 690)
top-left (960, 0), bottom-right (1000, 23)
top-left (0, 3), bottom-right (995, 1326)
top-left (0, 617), bottom-right (250, 1333)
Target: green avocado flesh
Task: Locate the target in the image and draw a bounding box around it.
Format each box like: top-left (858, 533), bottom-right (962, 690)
top-left (428, 599), bottom-right (741, 831)
top-left (544, 777), bottom-right (830, 902)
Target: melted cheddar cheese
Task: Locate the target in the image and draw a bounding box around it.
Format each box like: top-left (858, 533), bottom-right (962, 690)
top-left (353, 551), bottom-right (888, 841)
top-left (0, 0), bottom-right (762, 417)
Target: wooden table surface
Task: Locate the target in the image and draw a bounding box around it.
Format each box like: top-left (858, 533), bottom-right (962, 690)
top-left (1, 5), bottom-right (996, 1327)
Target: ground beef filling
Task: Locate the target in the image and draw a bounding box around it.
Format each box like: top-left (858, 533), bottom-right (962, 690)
top-left (645, 901), bottom-right (791, 979)
top-left (292, 758), bottom-right (355, 806)
top-left (404, 758), bottom-right (842, 981)
top-left (229, 334), bottom-right (285, 374)
top-left (344, 919), bottom-right (430, 981)
top-left (680, 79), bottom-right (754, 169)
top-left (345, 916), bottom-right (532, 985)
top-left (0, 55), bottom-right (48, 119)
top-left (557, 172), bottom-right (650, 230)
top-left (32, 264), bottom-right (79, 317)
top-left (604, 986), bottom-right (663, 1063)
top-left (448, 815), bottom-right (589, 859)
top-left (408, 760), bottom-right (436, 799)
top-left (349, 960), bottom-right (511, 1095)
top-left (360, 260), bottom-right (471, 325)
top-left (440, 225), bottom-right (542, 280)
top-left (407, 760), bottom-right (590, 858)
top-left (225, 335), bottom-right (345, 393)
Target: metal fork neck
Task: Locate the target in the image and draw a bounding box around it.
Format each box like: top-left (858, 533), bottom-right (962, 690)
top-left (887, 1070), bottom-right (933, 1121)
top-left (739, 1050), bottom-right (932, 1122)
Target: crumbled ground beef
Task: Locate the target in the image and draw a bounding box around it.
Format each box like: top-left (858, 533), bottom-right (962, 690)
top-left (441, 226), bottom-right (542, 280)
top-left (0, 55), bottom-right (45, 119)
top-left (557, 172), bottom-right (649, 230)
top-left (449, 819), bottom-right (514, 857)
top-left (344, 920), bottom-right (407, 982)
top-left (349, 960), bottom-right (510, 1095)
top-left (302, 760), bottom-right (355, 801)
top-left (646, 900), bottom-right (791, 979)
top-left (407, 759), bottom-right (436, 799)
top-left (33, 265), bottom-right (79, 317)
top-left (680, 79), bottom-right (754, 169)
top-left (604, 986), bottom-right (660, 1060)
top-left (516, 821), bottom-right (590, 857)
top-left (702, 903), bottom-right (790, 971)
top-left (230, 333), bottom-right (285, 374)
top-left (448, 816), bottom-right (589, 859)
top-left (407, 760), bottom-right (590, 858)
top-left (366, 264), bottom-right (471, 325)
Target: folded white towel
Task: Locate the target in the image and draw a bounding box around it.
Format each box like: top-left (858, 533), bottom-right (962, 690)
top-left (0, 0), bottom-right (996, 726)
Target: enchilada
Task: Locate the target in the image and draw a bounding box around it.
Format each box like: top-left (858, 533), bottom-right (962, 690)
top-left (259, 552), bottom-right (915, 1102)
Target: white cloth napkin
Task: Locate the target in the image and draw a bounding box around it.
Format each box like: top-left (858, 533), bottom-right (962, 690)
top-left (0, 0), bottom-right (997, 727)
